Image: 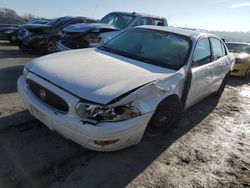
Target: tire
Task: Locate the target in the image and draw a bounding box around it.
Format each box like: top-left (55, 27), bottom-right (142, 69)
top-left (146, 97), bottom-right (182, 136)
top-left (45, 40), bottom-right (57, 53)
top-left (9, 35), bottom-right (17, 43)
top-left (18, 43), bottom-right (28, 52)
top-left (214, 73), bottom-right (230, 97)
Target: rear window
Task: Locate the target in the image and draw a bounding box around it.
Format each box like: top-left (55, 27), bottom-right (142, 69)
top-left (99, 13), bottom-right (135, 29)
top-left (151, 18), bottom-right (164, 26)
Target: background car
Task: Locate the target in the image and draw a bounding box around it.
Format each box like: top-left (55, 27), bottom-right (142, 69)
top-left (18, 16), bottom-right (97, 53)
top-left (0, 16), bottom-right (26, 40)
top-left (226, 42), bottom-right (250, 77)
top-left (2, 19), bottom-right (51, 43)
top-left (18, 26), bottom-right (234, 151)
top-left (57, 12), bottom-right (168, 51)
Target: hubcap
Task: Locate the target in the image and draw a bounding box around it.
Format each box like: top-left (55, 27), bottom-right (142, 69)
top-left (47, 41), bottom-right (57, 52)
top-left (150, 107), bottom-right (174, 131)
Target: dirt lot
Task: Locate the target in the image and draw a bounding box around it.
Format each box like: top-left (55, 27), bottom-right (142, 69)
top-left (0, 41), bottom-right (250, 188)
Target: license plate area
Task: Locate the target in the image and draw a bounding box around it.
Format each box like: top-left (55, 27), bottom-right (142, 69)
top-left (30, 105), bottom-right (48, 124)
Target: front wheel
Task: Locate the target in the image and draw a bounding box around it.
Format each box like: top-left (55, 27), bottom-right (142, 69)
top-left (146, 98), bottom-right (182, 136)
top-left (45, 40), bottom-right (58, 53)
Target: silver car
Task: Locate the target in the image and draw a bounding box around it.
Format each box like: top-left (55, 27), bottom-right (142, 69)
top-left (18, 26), bottom-right (234, 151)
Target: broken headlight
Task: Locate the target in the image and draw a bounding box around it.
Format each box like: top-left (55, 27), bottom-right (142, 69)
top-left (75, 102), bottom-right (140, 122)
top-left (85, 33), bottom-right (101, 44)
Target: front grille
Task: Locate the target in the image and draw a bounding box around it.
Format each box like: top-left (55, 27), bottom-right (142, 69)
top-left (28, 79), bottom-right (69, 113)
top-left (235, 58), bottom-right (242, 64)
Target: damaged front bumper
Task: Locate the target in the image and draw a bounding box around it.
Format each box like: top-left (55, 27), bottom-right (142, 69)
top-left (17, 75), bottom-right (154, 151)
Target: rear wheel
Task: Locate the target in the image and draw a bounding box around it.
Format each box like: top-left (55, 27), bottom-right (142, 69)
top-left (146, 97), bottom-right (182, 136)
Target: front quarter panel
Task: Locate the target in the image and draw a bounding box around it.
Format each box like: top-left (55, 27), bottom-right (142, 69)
top-left (108, 68), bottom-right (187, 114)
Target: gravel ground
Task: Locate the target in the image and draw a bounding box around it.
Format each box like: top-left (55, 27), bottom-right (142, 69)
top-left (0, 41), bottom-right (249, 188)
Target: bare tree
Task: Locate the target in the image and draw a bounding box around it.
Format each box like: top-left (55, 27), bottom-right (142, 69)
top-left (0, 8), bottom-right (18, 17)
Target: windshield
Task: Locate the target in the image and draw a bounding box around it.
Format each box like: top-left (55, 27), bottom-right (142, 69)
top-left (47, 17), bottom-right (71, 28)
top-left (101, 29), bottom-right (191, 70)
top-left (99, 13), bottom-right (135, 30)
top-left (29, 20), bottom-right (48, 24)
top-left (226, 43), bottom-right (250, 54)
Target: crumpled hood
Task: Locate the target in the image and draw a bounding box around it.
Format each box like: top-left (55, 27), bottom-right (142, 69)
top-left (28, 48), bottom-right (175, 104)
top-left (63, 23), bottom-right (117, 33)
top-left (23, 24), bottom-right (53, 30)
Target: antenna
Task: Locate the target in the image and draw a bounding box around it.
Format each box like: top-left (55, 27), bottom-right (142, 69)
top-left (93, 2), bottom-right (98, 18)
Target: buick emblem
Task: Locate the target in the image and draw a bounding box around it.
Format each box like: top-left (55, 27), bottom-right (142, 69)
top-left (40, 89), bottom-right (46, 101)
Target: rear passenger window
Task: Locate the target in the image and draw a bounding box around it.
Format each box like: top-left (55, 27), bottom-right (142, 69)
top-left (151, 19), bottom-right (164, 26)
top-left (133, 17), bottom-right (149, 27)
top-left (193, 38), bottom-right (212, 66)
top-left (210, 38), bottom-right (223, 60)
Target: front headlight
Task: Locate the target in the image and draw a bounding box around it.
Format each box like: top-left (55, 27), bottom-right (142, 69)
top-left (23, 66), bottom-right (29, 80)
top-left (5, 30), bottom-right (14, 34)
top-left (75, 102), bottom-right (140, 122)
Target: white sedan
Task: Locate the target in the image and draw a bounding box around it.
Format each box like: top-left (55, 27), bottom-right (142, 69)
top-left (18, 26), bottom-right (234, 151)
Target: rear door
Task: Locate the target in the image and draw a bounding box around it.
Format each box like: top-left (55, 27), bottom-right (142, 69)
top-left (209, 37), bottom-right (230, 92)
top-left (185, 37), bottom-right (214, 108)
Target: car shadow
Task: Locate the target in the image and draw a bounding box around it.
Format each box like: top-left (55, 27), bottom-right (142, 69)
top-left (228, 76), bottom-right (250, 87)
top-left (0, 65), bottom-right (24, 94)
top-left (0, 93), bottom-right (221, 188)
top-left (0, 41), bottom-right (39, 59)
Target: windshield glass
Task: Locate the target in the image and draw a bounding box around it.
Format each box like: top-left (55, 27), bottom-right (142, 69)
top-left (29, 20), bottom-right (48, 24)
top-left (99, 13), bottom-right (135, 30)
top-left (226, 43), bottom-right (250, 53)
top-left (47, 17), bottom-right (71, 28)
top-left (101, 29), bottom-right (191, 70)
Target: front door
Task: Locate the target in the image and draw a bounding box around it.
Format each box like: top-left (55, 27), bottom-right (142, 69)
top-left (185, 37), bottom-right (214, 108)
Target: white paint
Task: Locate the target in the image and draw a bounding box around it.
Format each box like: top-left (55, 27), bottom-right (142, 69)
top-left (18, 27), bottom-right (234, 151)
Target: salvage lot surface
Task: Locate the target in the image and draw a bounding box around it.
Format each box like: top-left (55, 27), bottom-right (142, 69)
top-left (0, 41), bottom-right (250, 188)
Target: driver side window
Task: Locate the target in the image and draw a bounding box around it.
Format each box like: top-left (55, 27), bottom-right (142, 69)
top-left (192, 38), bottom-right (212, 67)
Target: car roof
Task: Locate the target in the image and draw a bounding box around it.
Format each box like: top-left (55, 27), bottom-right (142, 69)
top-left (109, 11), bottom-right (165, 20)
top-left (225, 42), bottom-right (250, 45)
top-left (135, 25), bottom-right (219, 40)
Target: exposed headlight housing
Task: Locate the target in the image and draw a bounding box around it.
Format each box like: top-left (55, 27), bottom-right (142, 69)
top-left (75, 102), bottom-right (140, 122)
top-left (85, 33), bottom-right (101, 44)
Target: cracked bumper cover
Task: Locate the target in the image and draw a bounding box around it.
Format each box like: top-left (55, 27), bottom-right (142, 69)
top-left (17, 76), bottom-right (154, 151)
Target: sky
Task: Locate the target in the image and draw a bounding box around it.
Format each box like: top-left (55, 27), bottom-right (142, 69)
top-left (1, 0), bottom-right (250, 32)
